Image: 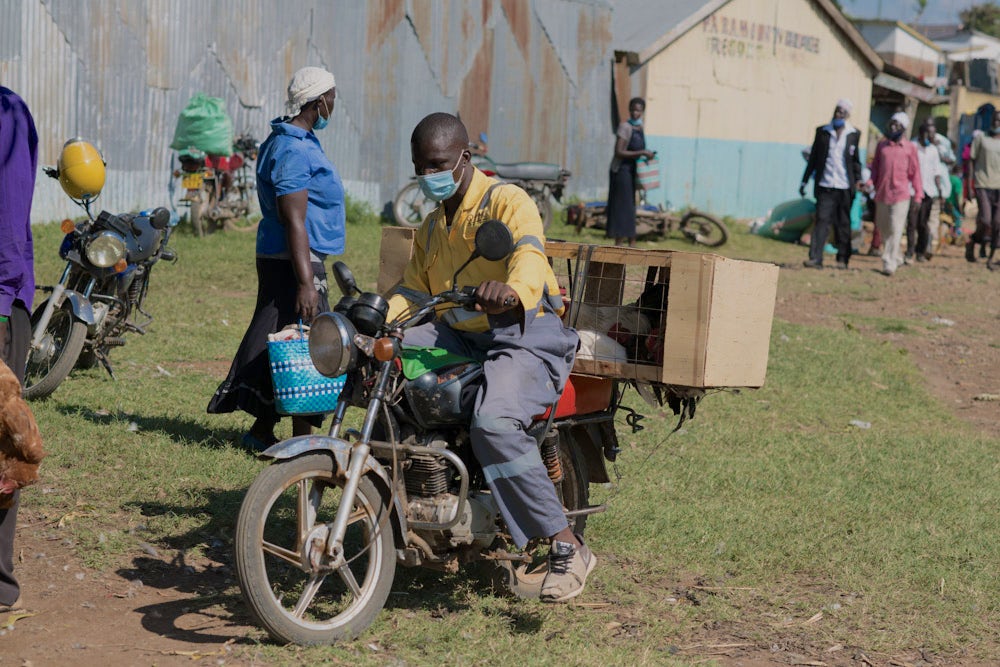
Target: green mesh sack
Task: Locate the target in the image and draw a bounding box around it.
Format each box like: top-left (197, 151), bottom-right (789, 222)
top-left (170, 93), bottom-right (233, 156)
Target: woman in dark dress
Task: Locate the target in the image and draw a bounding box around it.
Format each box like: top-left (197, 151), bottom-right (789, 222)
top-left (207, 66), bottom-right (345, 450)
top-left (606, 97), bottom-right (656, 246)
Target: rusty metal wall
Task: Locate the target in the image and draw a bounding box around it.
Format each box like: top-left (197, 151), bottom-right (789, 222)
top-left (0, 0), bottom-right (612, 223)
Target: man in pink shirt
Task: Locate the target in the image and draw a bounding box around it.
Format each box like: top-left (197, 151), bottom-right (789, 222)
top-left (869, 112), bottom-right (923, 276)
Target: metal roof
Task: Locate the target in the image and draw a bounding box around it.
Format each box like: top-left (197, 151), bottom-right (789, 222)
top-left (2, 0), bottom-right (615, 222)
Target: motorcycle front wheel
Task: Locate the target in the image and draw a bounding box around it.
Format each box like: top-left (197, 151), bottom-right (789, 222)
top-left (234, 453), bottom-right (396, 646)
top-left (679, 211), bottom-right (729, 247)
top-left (392, 181), bottom-right (435, 228)
top-left (222, 216), bottom-right (260, 233)
top-left (24, 299), bottom-right (88, 400)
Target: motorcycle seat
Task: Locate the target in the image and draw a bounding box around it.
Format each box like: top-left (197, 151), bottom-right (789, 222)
top-left (491, 162), bottom-right (564, 182)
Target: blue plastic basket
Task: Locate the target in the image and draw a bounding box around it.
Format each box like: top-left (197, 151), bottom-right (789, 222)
top-left (267, 333), bottom-right (345, 416)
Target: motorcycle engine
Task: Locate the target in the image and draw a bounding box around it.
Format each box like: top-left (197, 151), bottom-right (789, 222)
top-left (405, 436), bottom-right (499, 549)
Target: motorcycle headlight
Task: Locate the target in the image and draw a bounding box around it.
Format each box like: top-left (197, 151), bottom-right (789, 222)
top-left (309, 312), bottom-right (359, 378)
top-left (85, 230), bottom-right (126, 268)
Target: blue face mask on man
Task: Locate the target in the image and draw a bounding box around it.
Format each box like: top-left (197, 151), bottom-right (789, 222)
top-left (313, 98), bottom-right (330, 131)
top-left (831, 117), bottom-right (845, 129)
top-left (417, 153), bottom-right (465, 202)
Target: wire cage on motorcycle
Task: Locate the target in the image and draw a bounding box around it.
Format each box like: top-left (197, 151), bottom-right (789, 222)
top-left (544, 241), bottom-right (779, 390)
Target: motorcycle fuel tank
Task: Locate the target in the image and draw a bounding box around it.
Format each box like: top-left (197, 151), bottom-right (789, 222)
top-left (403, 361), bottom-right (483, 428)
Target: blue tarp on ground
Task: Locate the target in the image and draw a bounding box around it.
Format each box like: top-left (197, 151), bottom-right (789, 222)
top-left (754, 194), bottom-right (865, 252)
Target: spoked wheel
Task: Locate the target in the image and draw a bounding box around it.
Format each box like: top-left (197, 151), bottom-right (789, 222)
top-left (24, 299), bottom-right (87, 400)
top-left (679, 211), bottom-right (729, 247)
top-left (392, 181), bottom-right (435, 228)
top-left (529, 189), bottom-right (554, 231)
top-left (221, 190), bottom-right (259, 232)
top-left (501, 431), bottom-right (589, 599)
top-left (222, 216), bottom-right (259, 233)
top-left (234, 453), bottom-right (396, 646)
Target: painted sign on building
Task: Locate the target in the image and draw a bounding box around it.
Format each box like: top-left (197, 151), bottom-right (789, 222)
top-left (702, 14), bottom-right (821, 60)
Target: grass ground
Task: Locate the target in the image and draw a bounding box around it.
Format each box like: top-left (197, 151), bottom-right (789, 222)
top-left (13, 210), bottom-right (1000, 665)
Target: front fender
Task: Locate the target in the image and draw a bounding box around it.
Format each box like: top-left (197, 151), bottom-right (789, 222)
top-left (260, 435), bottom-right (408, 544)
top-left (62, 290), bottom-right (95, 325)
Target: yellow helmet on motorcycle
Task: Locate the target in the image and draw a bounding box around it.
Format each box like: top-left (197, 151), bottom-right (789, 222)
top-left (57, 138), bottom-right (106, 201)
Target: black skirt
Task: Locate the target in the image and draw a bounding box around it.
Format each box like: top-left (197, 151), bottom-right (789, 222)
top-left (606, 161), bottom-right (637, 239)
top-left (207, 257), bottom-right (329, 426)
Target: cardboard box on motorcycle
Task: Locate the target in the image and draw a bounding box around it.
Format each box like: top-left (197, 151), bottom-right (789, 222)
top-left (377, 227), bottom-right (779, 389)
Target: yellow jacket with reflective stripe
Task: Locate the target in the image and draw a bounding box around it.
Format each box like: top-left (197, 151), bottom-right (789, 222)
top-left (386, 168), bottom-right (564, 332)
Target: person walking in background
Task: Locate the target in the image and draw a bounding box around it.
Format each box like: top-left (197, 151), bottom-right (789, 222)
top-left (208, 66), bottom-right (345, 449)
top-left (869, 112), bottom-right (922, 277)
top-left (799, 98), bottom-right (863, 269)
top-left (606, 97), bottom-right (656, 247)
top-left (908, 120), bottom-right (945, 262)
top-left (0, 86), bottom-right (38, 615)
top-left (968, 115), bottom-right (1000, 269)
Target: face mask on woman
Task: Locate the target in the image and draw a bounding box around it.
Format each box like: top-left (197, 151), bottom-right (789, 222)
top-left (417, 153), bottom-right (465, 202)
top-left (313, 98), bottom-right (330, 131)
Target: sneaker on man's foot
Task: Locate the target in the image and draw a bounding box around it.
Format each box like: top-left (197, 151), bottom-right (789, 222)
top-left (540, 537), bottom-right (597, 603)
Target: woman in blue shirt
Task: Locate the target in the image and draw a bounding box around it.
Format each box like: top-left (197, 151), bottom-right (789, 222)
top-left (208, 67), bottom-right (345, 450)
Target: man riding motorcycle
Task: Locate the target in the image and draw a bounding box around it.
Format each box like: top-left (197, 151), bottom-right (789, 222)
top-left (385, 112), bottom-right (595, 602)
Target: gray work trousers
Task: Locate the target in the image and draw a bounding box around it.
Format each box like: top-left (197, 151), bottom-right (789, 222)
top-left (402, 309), bottom-right (578, 547)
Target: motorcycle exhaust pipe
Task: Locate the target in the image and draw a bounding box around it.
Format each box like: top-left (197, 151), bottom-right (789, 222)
top-left (564, 504), bottom-right (606, 518)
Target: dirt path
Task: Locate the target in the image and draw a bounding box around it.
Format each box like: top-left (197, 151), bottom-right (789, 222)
top-left (2, 241), bottom-right (998, 666)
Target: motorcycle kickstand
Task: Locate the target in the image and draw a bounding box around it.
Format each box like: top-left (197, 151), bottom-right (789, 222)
top-left (96, 350), bottom-right (116, 380)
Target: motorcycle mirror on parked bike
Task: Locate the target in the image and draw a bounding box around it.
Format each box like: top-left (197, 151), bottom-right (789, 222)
top-left (149, 207), bottom-right (171, 230)
top-left (333, 261), bottom-right (360, 297)
top-left (450, 219), bottom-right (513, 285)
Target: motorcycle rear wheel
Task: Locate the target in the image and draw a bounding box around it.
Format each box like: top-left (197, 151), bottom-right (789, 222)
top-left (235, 454), bottom-right (396, 646)
top-left (679, 211), bottom-right (729, 247)
top-left (24, 299), bottom-right (87, 400)
top-left (189, 194), bottom-right (205, 238)
top-left (529, 189), bottom-right (554, 231)
top-left (392, 181), bottom-right (435, 228)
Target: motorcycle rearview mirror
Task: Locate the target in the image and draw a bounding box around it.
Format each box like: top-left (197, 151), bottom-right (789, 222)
top-left (332, 261), bottom-right (360, 297)
top-left (149, 207), bottom-right (171, 230)
top-left (450, 219), bottom-right (514, 284)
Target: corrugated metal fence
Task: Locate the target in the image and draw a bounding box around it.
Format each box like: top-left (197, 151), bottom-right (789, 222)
top-left (0, 0), bottom-right (612, 222)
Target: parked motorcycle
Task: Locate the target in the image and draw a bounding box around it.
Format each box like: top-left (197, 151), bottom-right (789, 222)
top-left (171, 131), bottom-right (259, 236)
top-left (393, 136), bottom-right (570, 230)
top-left (569, 198), bottom-right (730, 247)
top-left (234, 220), bottom-right (646, 646)
top-left (24, 139), bottom-right (177, 400)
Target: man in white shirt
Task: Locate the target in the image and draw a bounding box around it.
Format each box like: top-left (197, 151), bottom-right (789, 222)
top-left (908, 120), bottom-right (944, 261)
top-left (800, 99), bottom-right (864, 270)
